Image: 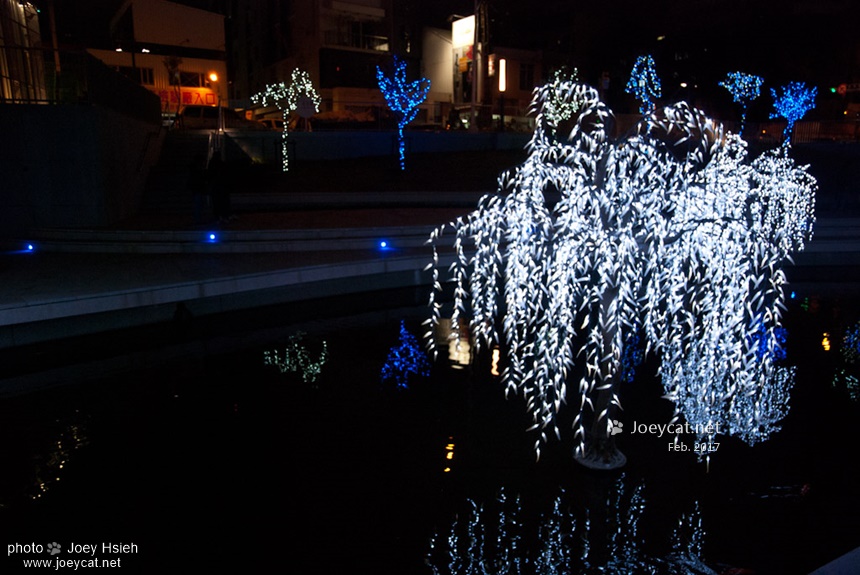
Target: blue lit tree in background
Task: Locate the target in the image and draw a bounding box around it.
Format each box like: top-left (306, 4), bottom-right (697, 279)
top-left (719, 71), bottom-right (764, 136)
top-left (381, 321), bottom-right (431, 390)
top-left (428, 74), bottom-right (816, 468)
top-left (376, 55), bottom-right (431, 170)
top-left (251, 69), bottom-right (321, 171)
top-left (770, 81), bottom-right (817, 144)
top-left (625, 55), bottom-right (661, 114)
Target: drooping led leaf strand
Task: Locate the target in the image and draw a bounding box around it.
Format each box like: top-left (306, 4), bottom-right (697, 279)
top-left (376, 55), bottom-right (431, 170)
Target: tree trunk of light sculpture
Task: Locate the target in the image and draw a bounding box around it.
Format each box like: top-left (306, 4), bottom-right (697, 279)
top-left (376, 56), bottom-right (431, 171)
top-left (428, 76), bottom-right (816, 469)
top-left (251, 70), bottom-right (320, 172)
top-left (770, 81), bottom-right (817, 145)
top-left (719, 72), bottom-right (763, 138)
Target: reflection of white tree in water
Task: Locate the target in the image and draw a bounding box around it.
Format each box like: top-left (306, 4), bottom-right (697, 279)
top-left (263, 332), bottom-right (328, 386)
top-left (426, 477), bottom-right (714, 575)
top-left (428, 75), bottom-right (816, 468)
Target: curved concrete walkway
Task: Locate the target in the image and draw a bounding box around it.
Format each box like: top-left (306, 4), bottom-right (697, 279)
top-left (0, 196), bottom-right (858, 349)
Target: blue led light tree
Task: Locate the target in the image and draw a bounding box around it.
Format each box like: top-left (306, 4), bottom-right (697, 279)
top-left (428, 74), bottom-right (816, 469)
top-left (376, 55), bottom-right (431, 170)
top-left (770, 81), bottom-right (817, 144)
top-left (719, 71), bottom-right (763, 137)
top-left (625, 55), bottom-right (661, 114)
top-left (381, 321), bottom-right (431, 389)
top-left (251, 69), bottom-right (321, 171)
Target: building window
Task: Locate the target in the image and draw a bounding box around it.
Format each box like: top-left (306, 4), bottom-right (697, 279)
top-left (117, 66), bottom-right (155, 85)
top-left (519, 63), bottom-right (534, 92)
top-left (170, 71), bottom-right (205, 87)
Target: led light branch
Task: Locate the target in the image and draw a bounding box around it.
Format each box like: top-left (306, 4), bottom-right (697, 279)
top-left (625, 55), bottom-right (661, 115)
top-left (376, 55), bottom-right (431, 170)
top-left (770, 81), bottom-right (817, 144)
top-left (719, 71), bottom-right (763, 136)
top-left (251, 69), bottom-right (320, 171)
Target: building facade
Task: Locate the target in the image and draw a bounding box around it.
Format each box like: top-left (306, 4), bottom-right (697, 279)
top-left (87, 0), bottom-right (227, 120)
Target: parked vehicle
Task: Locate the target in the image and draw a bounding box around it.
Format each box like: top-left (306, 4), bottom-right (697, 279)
top-left (258, 118), bottom-right (285, 131)
top-left (176, 105), bottom-right (267, 130)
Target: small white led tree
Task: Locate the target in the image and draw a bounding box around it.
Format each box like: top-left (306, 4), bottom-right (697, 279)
top-left (376, 55), bottom-right (431, 170)
top-left (428, 74), bottom-right (816, 469)
top-left (251, 69), bottom-right (321, 171)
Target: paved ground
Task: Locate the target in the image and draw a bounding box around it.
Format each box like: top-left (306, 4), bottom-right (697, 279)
top-left (1, 146), bottom-right (858, 351)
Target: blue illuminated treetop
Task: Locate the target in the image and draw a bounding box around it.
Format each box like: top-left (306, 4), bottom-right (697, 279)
top-left (376, 55), bottom-right (431, 170)
top-left (719, 71), bottom-right (763, 136)
top-left (625, 55), bottom-right (661, 115)
top-left (770, 81), bottom-right (817, 144)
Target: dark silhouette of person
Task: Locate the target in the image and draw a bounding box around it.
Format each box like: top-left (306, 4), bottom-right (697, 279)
top-left (187, 154), bottom-right (209, 224)
top-left (207, 155), bottom-right (232, 223)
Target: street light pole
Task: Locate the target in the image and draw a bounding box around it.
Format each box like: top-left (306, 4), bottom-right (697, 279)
top-left (498, 58), bottom-right (506, 131)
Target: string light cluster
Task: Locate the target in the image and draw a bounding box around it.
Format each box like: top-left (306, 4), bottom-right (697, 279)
top-left (380, 321), bottom-right (431, 390)
top-left (625, 55), bottom-right (661, 114)
top-left (428, 75), bottom-right (816, 465)
top-left (719, 71), bottom-right (763, 135)
top-left (251, 69), bottom-right (320, 171)
top-left (263, 332), bottom-right (328, 385)
top-left (426, 479), bottom-right (708, 574)
top-left (832, 321), bottom-right (860, 402)
top-left (770, 81), bottom-right (817, 143)
top-left (376, 55), bottom-right (431, 170)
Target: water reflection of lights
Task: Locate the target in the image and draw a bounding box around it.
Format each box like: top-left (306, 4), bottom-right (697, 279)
top-left (434, 318), bottom-right (472, 369)
top-left (443, 439), bottom-right (455, 473)
top-left (427, 477), bottom-right (712, 575)
top-left (263, 332), bottom-right (328, 385)
top-left (822, 332), bottom-right (831, 352)
top-left (29, 411), bottom-right (90, 500)
top-left (832, 321), bottom-right (860, 402)
top-left (380, 321), bottom-right (431, 390)
top-left (490, 347), bottom-right (501, 377)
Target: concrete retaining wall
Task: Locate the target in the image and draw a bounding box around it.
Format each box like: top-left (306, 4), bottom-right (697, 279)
top-left (0, 104), bottom-right (163, 234)
top-left (226, 129), bottom-right (531, 163)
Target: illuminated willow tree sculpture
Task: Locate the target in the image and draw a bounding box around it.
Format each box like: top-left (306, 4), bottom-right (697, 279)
top-left (251, 69), bottom-right (321, 171)
top-left (428, 75), bottom-right (816, 468)
top-left (376, 55), bottom-right (431, 170)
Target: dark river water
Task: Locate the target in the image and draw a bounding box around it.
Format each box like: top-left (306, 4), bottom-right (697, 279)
top-left (0, 286), bottom-right (858, 574)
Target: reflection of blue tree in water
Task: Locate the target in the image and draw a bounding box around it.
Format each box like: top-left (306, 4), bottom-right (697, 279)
top-left (381, 321), bottom-right (431, 390)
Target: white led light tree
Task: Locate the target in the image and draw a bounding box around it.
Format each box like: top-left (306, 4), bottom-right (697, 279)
top-left (376, 55), bottom-right (431, 170)
top-left (251, 69), bottom-right (321, 171)
top-left (428, 74), bottom-right (816, 469)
